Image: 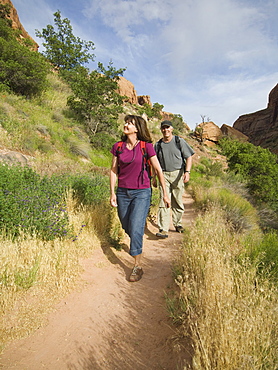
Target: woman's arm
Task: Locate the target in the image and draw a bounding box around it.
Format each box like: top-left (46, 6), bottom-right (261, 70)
top-left (150, 155), bottom-right (170, 208)
top-left (110, 155), bottom-right (118, 207)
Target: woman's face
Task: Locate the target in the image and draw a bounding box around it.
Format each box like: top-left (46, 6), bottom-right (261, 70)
top-left (123, 120), bottom-right (138, 135)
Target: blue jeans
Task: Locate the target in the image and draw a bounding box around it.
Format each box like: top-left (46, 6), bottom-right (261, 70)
top-left (116, 187), bottom-right (151, 256)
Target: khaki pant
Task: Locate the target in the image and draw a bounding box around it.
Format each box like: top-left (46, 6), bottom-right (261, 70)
top-left (158, 168), bottom-right (184, 232)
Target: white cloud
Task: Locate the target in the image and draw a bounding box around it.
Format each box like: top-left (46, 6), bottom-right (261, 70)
top-left (158, 0), bottom-right (276, 78)
top-left (83, 0), bottom-right (278, 80)
top-left (161, 73), bottom-right (278, 129)
top-left (84, 0), bottom-right (171, 43)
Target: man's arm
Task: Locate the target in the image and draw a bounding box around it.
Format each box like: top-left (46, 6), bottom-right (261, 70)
top-left (183, 155), bottom-right (193, 183)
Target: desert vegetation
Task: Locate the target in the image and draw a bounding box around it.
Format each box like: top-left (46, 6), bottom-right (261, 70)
top-left (0, 5), bottom-right (277, 368)
top-left (170, 154), bottom-right (278, 369)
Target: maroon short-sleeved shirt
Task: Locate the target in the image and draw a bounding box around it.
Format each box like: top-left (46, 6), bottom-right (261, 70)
top-left (111, 141), bottom-right (155, 189)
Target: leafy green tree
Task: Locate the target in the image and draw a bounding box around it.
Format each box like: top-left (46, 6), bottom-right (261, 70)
top-left (152, 102), bottom-right (164, 118)
top-left (0, 3), bottom-right (12, 27)
top-left (137, 103), bottom-right (153, 118)
top-left (66, 62), bottom-right (125, 139)
top-left (137, 102), bottom-right (164, 119)
top-left (172, 114), bottom-right (185, 133)
top-left (0, 8), bottom-right (49, 97)
top-left (35, 10), bottom-right (95, 71)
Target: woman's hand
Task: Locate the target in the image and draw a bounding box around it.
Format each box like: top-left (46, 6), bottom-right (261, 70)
top-left (110, 194), bottom-right (118, 207)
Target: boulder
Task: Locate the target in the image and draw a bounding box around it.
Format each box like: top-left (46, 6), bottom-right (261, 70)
top-left (138, 95), bottom-right (152, 106)
top-left (0, 149), bottom-right (33, 165)
top-left (195, 121), bottom-right (222, 143)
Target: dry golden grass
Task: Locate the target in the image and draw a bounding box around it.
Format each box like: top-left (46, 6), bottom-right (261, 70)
top-left (174, 207), bottom-right (278, 370)
top-left (0, 192), bottom-right (115, 352)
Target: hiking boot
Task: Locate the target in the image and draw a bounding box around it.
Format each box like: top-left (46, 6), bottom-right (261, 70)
top-left (156, 230), bottom-right (168, 238)
top-left (129, 266), bottom-right (144, 282)
top-left (175, 225), bottom-right (184, 233)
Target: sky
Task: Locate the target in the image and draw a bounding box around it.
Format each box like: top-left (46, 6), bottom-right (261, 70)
top-left (11, 0), bottom-right (278, 129)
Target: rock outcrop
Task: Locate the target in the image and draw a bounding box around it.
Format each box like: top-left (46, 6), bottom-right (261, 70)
top-left (161, 111), bottom-right (173, 121)
top-left (0, 149), bottom-right (33, 165)
top-left (233, 83), bottom-right (278, 154)
top-left (220, 124), bottom-right (248, 142)
top-left (137, 95), bottom-right (152, 106)
top-left (117, 76), bottom-right (138, 104)
top-left (194, 121), bottom-right (222, 146)
top-left (116, 80), bottom-right (152, 107)
top-left (2, 0), bottom-right (38, 50)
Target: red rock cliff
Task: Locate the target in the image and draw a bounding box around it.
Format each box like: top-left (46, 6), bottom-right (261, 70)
top-left (1, 0), bottom-right (38, 50)
top-left (233, 84), bottom-right (278, 154)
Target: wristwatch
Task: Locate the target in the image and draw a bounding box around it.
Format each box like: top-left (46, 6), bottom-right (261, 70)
top-left (185, 170), bottom-right (190, 173)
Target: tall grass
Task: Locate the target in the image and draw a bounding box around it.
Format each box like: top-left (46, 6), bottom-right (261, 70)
top-left (190, 177), bottom-right (259, 233)
top-left (173, 207), bottom-right (278, 369)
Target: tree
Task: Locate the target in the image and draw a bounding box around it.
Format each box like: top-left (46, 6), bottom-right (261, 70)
top-left (152, 102), bottom-right (164, 119)
top-left (137, 102), bottom-right (164, 119)
top-left (35, 11), bottom-right (95, 71)
top-left (66, 62), bottom-right (125, 138)
top-left (0, 8), bottom-right (49, 97)
top-left (172, 114), bottom-right (185, 133)
top-left (0, 3), bottom-right (12, 27)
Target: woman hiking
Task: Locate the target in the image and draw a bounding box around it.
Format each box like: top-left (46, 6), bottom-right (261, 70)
top-left (110, 115), bottom-right (170, 282)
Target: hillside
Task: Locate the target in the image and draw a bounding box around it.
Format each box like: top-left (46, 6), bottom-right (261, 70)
top-left (0, 74), bottom-right (111, 173)
top-left (1, 69), bottom-right (224, 175)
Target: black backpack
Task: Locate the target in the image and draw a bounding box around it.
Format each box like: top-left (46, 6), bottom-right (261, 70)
top-left (156, 136), bottom-right (185, 172)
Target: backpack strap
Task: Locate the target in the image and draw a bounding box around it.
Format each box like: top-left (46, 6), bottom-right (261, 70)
top-left (116, 141), bottom-right (123, 155)
top-left (156, 138), bottom-right (165, 170)
top-left (140, 141), bottom-right (152, 181)
top-left (175, 136), bottom-right (186, 172)
top-left (115, 141), bottom-right (123, 175)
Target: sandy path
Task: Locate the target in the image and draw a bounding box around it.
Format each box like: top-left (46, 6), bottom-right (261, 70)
top-left (0, 192), bottom-right (196, 370)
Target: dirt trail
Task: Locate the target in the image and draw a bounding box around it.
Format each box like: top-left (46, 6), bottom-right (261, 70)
top-left (0, 192), bottom-right (196, 370)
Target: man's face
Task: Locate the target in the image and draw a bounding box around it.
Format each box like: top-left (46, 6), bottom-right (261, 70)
top-left (161, 125), bottom-right (173, 139)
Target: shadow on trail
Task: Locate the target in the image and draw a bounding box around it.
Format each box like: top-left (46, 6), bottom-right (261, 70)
top-left (66, 252), bottom-right (188, 370)
top-left (99, 239), bottom-right (132, 281)
top-left (144, 224), bottom-right (159, 241)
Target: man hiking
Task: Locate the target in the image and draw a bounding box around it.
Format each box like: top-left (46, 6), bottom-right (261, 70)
top-left (154, 120), bottom-right (195, 238)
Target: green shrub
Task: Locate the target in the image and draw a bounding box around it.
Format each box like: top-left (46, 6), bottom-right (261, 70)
top-left (246, 231), bottom-right (278, 282)
top-left (0, 21), bottom-right (49, 97)
top-left (0, 165), bottom-right (110, 240)
top-left (0, 164), bottom-right (70, 240)
top-left (219, 138), bottom-right (278, 210)
top-left (69, 173), bottom-right (109, 206)
top-left (194, 157), bottom-right (224, 178)
top-left (90, 131), bottom-right (117, 150)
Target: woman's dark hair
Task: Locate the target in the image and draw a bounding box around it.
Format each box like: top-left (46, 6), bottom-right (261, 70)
top-left (121, 115), bottom-right (152, 143)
